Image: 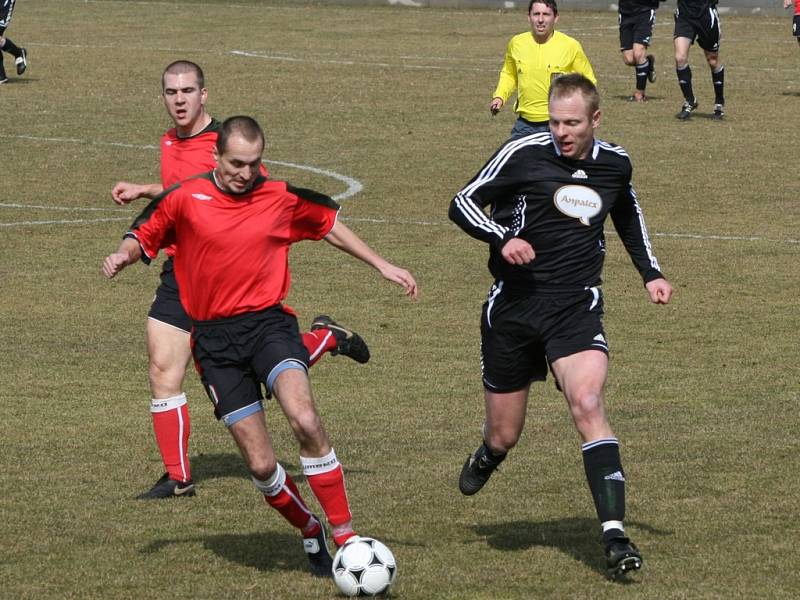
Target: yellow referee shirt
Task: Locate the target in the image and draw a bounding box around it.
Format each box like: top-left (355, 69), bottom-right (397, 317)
top-left (493, 30), bottom-right (597, 123)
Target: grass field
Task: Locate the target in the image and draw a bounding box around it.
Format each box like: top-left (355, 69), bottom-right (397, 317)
top-left (2, 1), bottom-right (799, 598)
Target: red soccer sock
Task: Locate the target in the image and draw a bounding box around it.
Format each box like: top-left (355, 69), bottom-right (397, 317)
top-left (303, 329), bottom-right (336, 367)
top-left (301, 450), bottom-right (354, 545)
top-left (258, 466), bottom-right (316, 531)
top-left (150, 394), bottom-right (191, 482)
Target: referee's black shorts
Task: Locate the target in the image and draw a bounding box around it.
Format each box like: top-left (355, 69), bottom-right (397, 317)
top-left (147, 257), bottom-right (192, 333)
top-left (619, 9), bottom-right (656, 51)
top-left (191, 305), bottom-right (310, 427)
top-left (480, 282), bottom-right (608, 394)
top-left (674, 7), bottom-right (721, 53)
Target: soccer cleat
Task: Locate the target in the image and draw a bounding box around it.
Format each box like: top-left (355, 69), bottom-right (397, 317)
top-left (646, 54), bottom-right (656, 83)
top-left (310, 315), bottom-right (370, 364)
top-left (676, 100), bottom-right (699, 120)
top-left (458, 443), bottom-right (505, 496)
top-left (303, 518), bottom-right (334, 578)
top-left (136, 473), bottom-right (195, 499)
top-left (712, 104), bottom-right (725, 120)
top-left (0, 77), bottom-right (7, 85)
top-left (15, 48), bottom-right (28, 76)
top-left (605, 536), bottom-right (643, 579)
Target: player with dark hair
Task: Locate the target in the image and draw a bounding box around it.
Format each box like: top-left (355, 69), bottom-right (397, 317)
top-left (785, 0), bottom-right (800, 49)
top-left (102, 115), bottom-right (418, 577)
top-left (673, 0), bottom-right (726, 120)
top-left (0, 0), bottom-right (28, 84)
top-left (450, 74), bottom-right (673, 579)
top-left (618, 0), bottom-right (662, 102)
top-left (112, 61), bottom-right (371, 501)
top-left (490, 0), bottom-right (596, 139)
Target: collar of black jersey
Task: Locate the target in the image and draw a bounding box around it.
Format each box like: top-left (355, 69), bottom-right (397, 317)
top-left (553, 138), bottom-right (601, 161)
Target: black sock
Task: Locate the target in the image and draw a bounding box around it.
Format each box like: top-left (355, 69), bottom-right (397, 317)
top-left (0, 37), bottom-right (22, 58)
top-left (711, 66), bottom-right (725, 105)
top-left (583, 438), bottom-right (626, 525)
top-left (676, 64), bottom-right (695, 103)
top-left (635, 60), bottom-right (649, 92)
top-left (480, 441), bottom-right (506, 465)
top-left (0, 51), bottom-right (6, 80)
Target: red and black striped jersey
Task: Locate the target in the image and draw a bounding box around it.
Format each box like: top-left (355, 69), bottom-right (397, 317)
top-left (129, 173), bottom-right (339, 321)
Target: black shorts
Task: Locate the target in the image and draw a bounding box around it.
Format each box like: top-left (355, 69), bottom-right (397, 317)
top-left (191, 306), bottom-right (310, 426)
top-left (147, 257), bottom-right (192, 333)
top-left (793, 15), bottom-right (800, 38)
top-left (0, 0), bottom-right (16, 31)
top-left (674, 7), bottom-right (721, 52)
top-left (619, 9), bottom-right (656, 50)
top-left (480, 283), bottom-right (608, 393)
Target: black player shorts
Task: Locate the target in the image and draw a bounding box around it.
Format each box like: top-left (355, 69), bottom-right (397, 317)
top-left (619, 9), bottom-right (656, 50)
top-left (191, 306), bottom-right (310, 427)
top-left (0, 0), bottom-right (16, 31)
top-left (793, 15), bottom-right (800, 38)
top-left (479, 282), bottom-right (608, 393)
top-left (674, 7), bottom-right (721, 52)
top-left (147, 257), bottom-right (192, 333)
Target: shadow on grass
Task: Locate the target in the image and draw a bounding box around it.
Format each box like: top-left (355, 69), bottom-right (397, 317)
top-left (471, 517), bottom-right (672, 580)
top-left (190, 452), bottom-right (375, 484)
top-left (142, 531), bottom-right (308, 574)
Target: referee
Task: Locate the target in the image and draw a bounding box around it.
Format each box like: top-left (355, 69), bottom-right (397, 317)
top-left (490, 0), bottom-right (596, 139)
top-left (450, 74), bottom-right (673, 579)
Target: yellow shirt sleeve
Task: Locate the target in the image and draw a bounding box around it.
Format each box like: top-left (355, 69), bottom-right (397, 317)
top-left (492, 40), bottom-right (518, 102)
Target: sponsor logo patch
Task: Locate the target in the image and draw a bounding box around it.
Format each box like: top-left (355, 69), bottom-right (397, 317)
top-left (553, 185), bottom-right (603, 225)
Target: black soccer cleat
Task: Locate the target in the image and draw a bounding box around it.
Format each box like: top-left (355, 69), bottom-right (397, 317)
top-left (15, 48), bottom-right (28, 76)
top-left (310, 315), bottom-right (370, 364)
top-left (303, 518), bottom-right (334, 578)
top-left (646, 54), bottom-right (656, 83)
top-left (136, 473), bottom-right (196, 500)
top-left (711, 104), bottom-right (725, 120)
top-left (605, 536), bottom-right (643, 580)
top-left (676, 100), bottom-right (699, 120)
top-left (459, 443), bottom-right (506, 496)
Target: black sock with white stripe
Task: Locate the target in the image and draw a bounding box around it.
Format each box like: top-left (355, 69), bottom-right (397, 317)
top-left (711, 65), bottom-right (725, 105)
top-left (676, 64), bottom-right (695, 103)
top-left (583, 438), bottom-right (626, 531)
top-left (635, 60), bottom-right (650, 92)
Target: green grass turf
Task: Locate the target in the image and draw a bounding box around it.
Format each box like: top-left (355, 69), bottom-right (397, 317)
top-left (1, 1), bottom-right (799, 598)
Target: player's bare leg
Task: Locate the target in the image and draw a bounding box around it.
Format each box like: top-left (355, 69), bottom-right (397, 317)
top-left (272, 368), bottom-right (356, 548)
top-left (230, 408), bottom-right (333, 577)
top-left (459, 387), bottom-right (529, 495)
top-left (137, 319), bottom-right (194, 499)
top-left (552, 350), bottom-right (641, 578)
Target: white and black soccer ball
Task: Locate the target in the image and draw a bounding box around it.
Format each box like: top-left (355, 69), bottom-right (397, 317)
top-left (332, 536), bottom-right (397, 597)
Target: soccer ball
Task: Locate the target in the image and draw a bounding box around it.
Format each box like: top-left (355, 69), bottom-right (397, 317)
top-left (332, 536), bottom-right (397, 597)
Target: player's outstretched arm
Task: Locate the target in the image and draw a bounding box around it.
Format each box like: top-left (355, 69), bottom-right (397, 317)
top-left (324, 220), bottom-right (419, 300)
top-left (645, 278), bottom-right (673, 305)
top-left (101, 237), bottom-right (143, 279)
top-left (111, 181), bottom-right (165, 205)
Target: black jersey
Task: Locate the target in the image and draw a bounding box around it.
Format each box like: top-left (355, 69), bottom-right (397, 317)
top-left (449, 133), bottom-right (663, 293)
top-left (618, 0), bottom-right (661, 16)
top-left (676, 0), bottom-right (718, 19)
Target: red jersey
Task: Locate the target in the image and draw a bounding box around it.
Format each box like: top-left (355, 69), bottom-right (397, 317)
top-left (156, 118), bottom-right (269, 256)
top-left (130, 173), bottom-right (339, 321)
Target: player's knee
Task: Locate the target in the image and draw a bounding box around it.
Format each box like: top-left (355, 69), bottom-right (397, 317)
top-left (287, 410), bottom-right (324, 442)
top-left (568, 390), bottom-right (604, 422)
top-left (248, 457), bottom-right (279, 482)
top-left (485, 428), bottom-right (521, 454)
top-left (148, 361), bottom-right (185, 395)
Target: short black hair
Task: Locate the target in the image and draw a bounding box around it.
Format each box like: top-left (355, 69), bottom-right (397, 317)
top-left (162, 60), bottom-right (205, 90)
top-left (216, 116), bottom-right (265, 154)
top-left (528, 0), bottom-right (558, 16)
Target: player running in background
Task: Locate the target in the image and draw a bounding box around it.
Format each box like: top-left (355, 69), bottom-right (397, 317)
top-left (103, 116), bottom-right (418, 576)
top-left (490, 0), bottom-right (596, 139)
top-left (113, 61), bottom-right (371, 500)
top-left (618, 0), bottom-right (662, 102)
top-left (0, 0), bottom-right (28, 83)
top-left (673, 0), bottom-right (726, 120)
top-left (450, 74), bottom-right (672, 579)
top-left (786, 0), bottom-right (800, 49)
